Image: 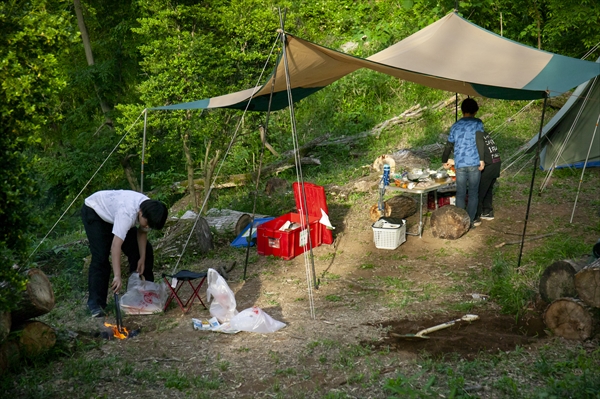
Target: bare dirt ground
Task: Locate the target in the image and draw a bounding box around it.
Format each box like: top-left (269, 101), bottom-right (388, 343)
top-left (49, 169), bottom-right (600, 398)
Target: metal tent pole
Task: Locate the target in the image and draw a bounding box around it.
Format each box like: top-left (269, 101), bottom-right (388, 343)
top-left (517, 94), bottom-right (548, 268)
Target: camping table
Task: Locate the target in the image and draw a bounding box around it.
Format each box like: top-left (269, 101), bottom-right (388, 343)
top-left (385, 182), bottom-right (453, 237)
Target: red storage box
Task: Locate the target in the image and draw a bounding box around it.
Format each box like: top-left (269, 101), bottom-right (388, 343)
top-left (293, 182), bottom-right (333, 245)
top-left (256, 212), bottom-right (320, 260)
top-left (257, 182), bottom-right (331, 260)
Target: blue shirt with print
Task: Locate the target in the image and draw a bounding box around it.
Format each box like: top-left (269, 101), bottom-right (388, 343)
top-left (448, 117), bottom-right (484, 168)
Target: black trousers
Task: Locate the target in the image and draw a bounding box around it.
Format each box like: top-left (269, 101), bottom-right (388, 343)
top-left (82, 204), bottom-right (154, 310)
top-left (477, 164), bottom-right (500, 217)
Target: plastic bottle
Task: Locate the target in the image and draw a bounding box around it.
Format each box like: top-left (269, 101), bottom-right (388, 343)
top-left (383, 164), bottom-right (390, 186)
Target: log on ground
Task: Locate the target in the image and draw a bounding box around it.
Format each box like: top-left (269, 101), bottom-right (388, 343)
top-left (15, 320), bottom-right (57, 357)
top-left (11, 268), bottom-right (55, 324)
top-left (539, 260), bottom-right (585, 303)
top-left (0, 340), bottom-right (20, 374)
top-left (574, 257), bottom-right (600, 308)
top-left (543, 298), bottom-right (594, 341)
top-left (385, 195), bottom-right (417, 220)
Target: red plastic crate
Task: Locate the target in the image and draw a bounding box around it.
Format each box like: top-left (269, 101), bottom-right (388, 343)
top-left (256, 212), bottom-right (320, 260)
top-left (292, 182), bottom-right (333, 245)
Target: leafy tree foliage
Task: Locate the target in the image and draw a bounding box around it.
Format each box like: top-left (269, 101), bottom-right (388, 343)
top-left (0, 0), bottom-right (75, 310)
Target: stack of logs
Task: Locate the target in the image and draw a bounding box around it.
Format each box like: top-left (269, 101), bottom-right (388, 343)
top-left (0, 268), bottom-right (56, 373)
top-left (541, 257), bottom-right (600, 340)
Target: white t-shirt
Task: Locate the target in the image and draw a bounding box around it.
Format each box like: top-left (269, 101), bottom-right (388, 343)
top-left (85, 190), bottom-right (150, 240)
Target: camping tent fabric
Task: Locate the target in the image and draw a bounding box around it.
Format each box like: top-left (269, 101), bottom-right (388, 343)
top-left (525, 59), bottom-right (600, 170)
top-left (151, 12), bottom-right (600, 112)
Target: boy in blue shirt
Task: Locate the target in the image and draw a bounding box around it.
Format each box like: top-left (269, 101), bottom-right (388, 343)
top-left (442, 98), bottom-right (485, 228)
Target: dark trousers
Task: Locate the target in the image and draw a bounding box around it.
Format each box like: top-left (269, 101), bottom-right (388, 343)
top-left (82, 205), bottom-right (154, 310)
top-left (477, 164), bottom-right (500, 217)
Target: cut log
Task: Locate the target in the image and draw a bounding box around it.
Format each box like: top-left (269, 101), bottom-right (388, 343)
top-left (543, 298), bottom-right (594, 341)
top-left (0, 312), bottom-right (10, 344)
top-left (234, 214), bottom-right (252, 237)
top-left (194, 217), bottom-right (214, 254)
top-left (539, 260), bottom-right (585, 303)
top-left (11, 268), bottom-right (55, 324)
top-left (574, 257), bottom-right (600, 308)
top-left (385, 195), bottom-right (417, 220)
top-left (0, 340), bottom-right (20, 374)
top-left (430, 205), bottom-right (470, 240)
top-left (15, 320), bottom-right (56, 357)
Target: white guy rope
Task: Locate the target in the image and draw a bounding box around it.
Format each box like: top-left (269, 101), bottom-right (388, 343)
top-left (28, 110), bottom-right (146, 260)
top-left (169, 35), bottom-right (281, 274)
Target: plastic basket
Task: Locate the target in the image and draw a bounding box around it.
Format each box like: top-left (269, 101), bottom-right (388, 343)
top-left (372, 219), bottom-right (406, 250)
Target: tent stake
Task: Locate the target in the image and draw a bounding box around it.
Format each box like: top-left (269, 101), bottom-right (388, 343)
top-left (517, 94), bottom-right (548, 268)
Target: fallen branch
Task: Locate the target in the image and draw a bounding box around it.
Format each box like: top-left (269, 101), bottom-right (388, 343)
top-left (495, 232), bottom-right (557, 248)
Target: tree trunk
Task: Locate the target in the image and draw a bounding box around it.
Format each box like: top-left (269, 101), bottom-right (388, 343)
top-left (574, 258), bottom-right (600, 308)
top-left (15, 320), bottom-right (57, 357)
top-left (543, 298), bottom-right (594, 341)
top-left (0, 312), bottom-right (10, 344)
top-left (121, 154), bottom-right (140, 192)
top-left (73, 0), bottom-right (112, 118)
top-left (202, 144), bottom-right (220, 209)
top-left (11, 269), bottom-right (55, 324)
top-left (384, 195), bottom-right (417, 220)
top-left (539, 260), bottom-right (585, 303)
top-left (183, 131), bottom-right (197, 211)
top-left (0, 340), bottom-right (20, 374)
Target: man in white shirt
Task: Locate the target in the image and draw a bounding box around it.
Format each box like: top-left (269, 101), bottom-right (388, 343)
top-left (82, 190), bottom-right (168, 317)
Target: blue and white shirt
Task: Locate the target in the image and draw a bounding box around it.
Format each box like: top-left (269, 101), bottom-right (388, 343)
top-left (448, 117), bottom-right (484, 168)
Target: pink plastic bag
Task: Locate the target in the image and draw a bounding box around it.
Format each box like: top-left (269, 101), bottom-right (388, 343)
top-left (229, 306), bottom-right (286, 333)
top-left (120, 273), bottom-right (167, 315)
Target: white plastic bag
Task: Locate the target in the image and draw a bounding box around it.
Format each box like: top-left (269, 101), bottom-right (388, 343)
top-left (120, 273), bottom-right (167, 315)
top-left (205, 268), bottom-right (238, 322)
top-left (229, 306), bottom-right (286, 333)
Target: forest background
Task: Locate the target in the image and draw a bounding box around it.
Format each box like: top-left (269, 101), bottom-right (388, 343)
top-left (1, 0), bottom-right (599, 309)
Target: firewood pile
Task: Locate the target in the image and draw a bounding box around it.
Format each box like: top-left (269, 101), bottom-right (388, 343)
top-left (0, 268), bottom-right (56, 373)
top-left (540, 256), bottom-right (600, 341)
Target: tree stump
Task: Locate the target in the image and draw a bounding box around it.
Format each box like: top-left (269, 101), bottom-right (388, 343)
top-left (430, 205), bottom-right (470, 240)
top-left (574, 257), bottom-right (600, 308)
top-left (11, 268), bottom-right (55, 324)
top-left (15, 320), bottom-right (57, 357)
top-left (385, 195), bottom-right (417, 219)
top-left (265, 177), bottom-right (288, 195)
top-left (539, 260), bottom-right (584, 303)
top-left (543, 298), bottom-right (594, 341)
top-left (0, 312), bottom-right (10, 344)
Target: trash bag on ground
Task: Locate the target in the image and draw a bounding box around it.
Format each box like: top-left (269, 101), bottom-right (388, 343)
top-left (120, 273), bottom-right (167, 315)
top-left (229, 306), bottom-right (286, 333)
top-left (206, 268), bottom-right (238, 322)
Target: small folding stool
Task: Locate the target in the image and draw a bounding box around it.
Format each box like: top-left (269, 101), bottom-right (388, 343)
top-left (162, 270), bottom-right (207, 313)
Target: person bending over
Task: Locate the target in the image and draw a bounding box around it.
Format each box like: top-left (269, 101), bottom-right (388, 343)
top-left (82, 190), bottom-right (168, 317)
top-left (442, 98), bottom-right (485, 227)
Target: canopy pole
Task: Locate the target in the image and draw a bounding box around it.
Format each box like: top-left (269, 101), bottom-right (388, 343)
top-left (455, 93), bottom-right (458, 122)
top-left (279, 8), bottom-right (317, 319)
top-left (140, 108), bottom-right (148, 193)
top-left (517, 93), bottom-right (548, 268)
top-left (570, 112), bottom-right (600, 223)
